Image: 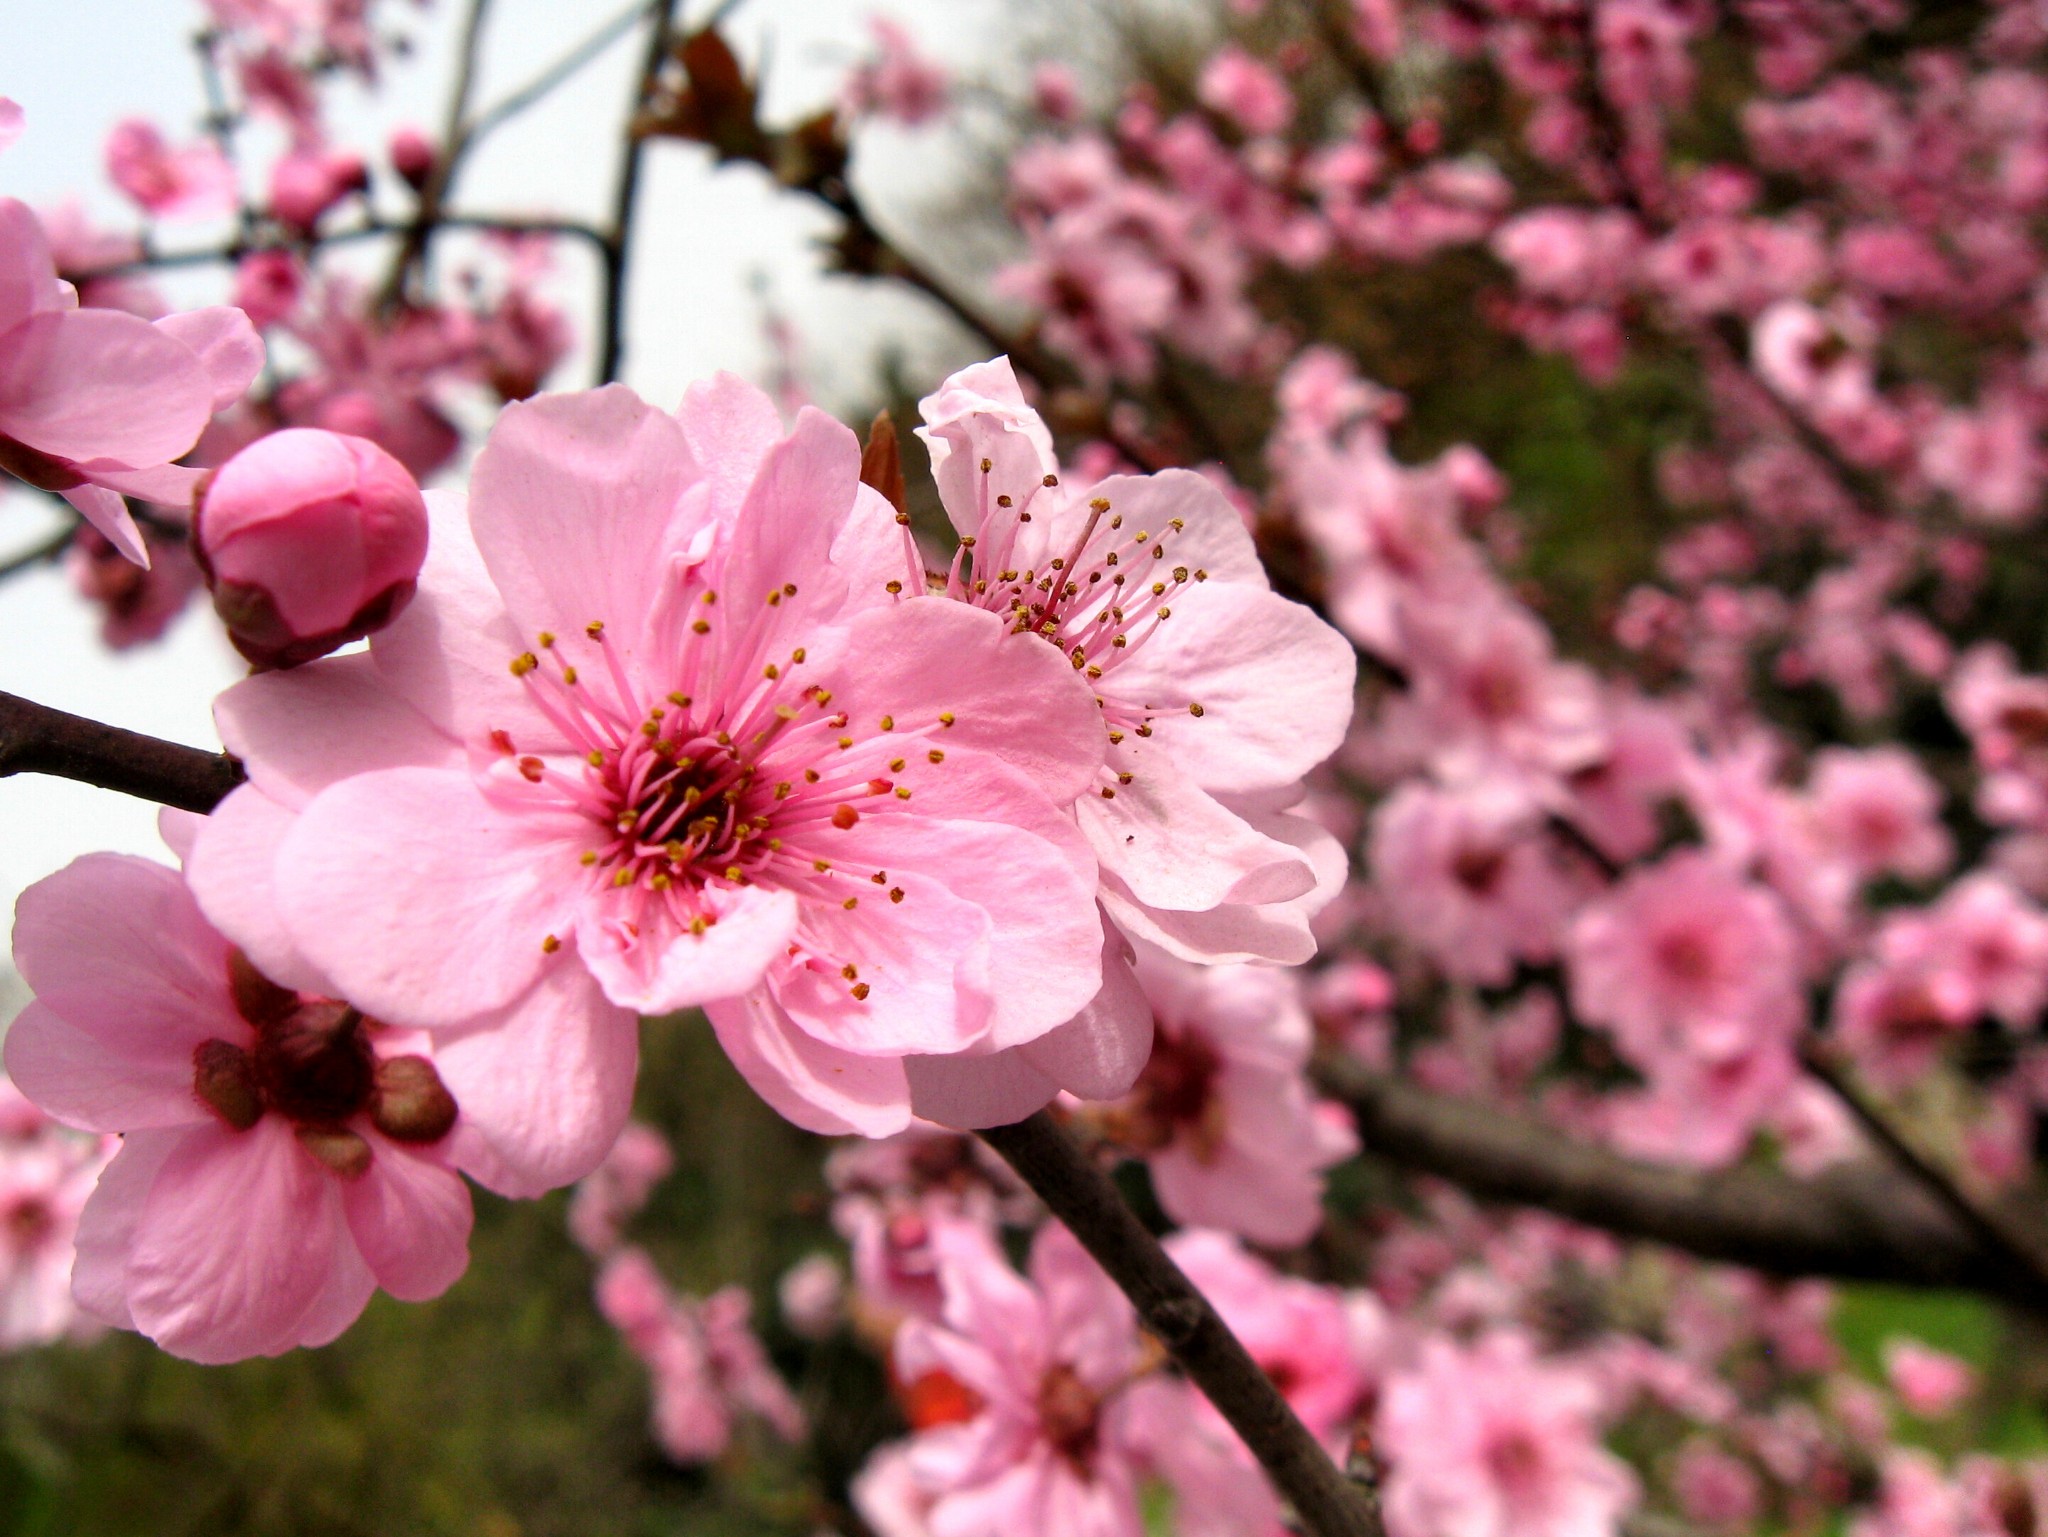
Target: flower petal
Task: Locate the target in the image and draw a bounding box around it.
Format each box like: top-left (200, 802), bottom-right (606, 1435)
top-left (342, 1143), bottom-right (472, 1301)
top-left (186, 785), bottom-right (334, 994)
top-left (706, 992), bottom-right (913, 1136)
top-left (903, 1049), bottom-right (1057, 1130)
top-left (0, 308), bottom-right (212, 466)
top-left (152, 307), bottom-right (263, 410)
top-left (3, 1001), bottom-right (209, 1133)
top-left (577, 881), bottom-right (798, 1016)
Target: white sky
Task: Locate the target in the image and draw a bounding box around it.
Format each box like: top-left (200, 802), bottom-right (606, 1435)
top-left (0, 0), bottom-right (1021, 919)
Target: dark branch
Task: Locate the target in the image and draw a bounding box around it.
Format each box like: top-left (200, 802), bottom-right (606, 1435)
top-left (381, 0), bottom-right (496, 304)
top-left (598, 0), bottom-right (687, 384)
top-left (980, 1112), bottom-right (1384, 1537)
top-left (0, 693), bottom-right (242, 815)
top-left (1321, 1056), bottom-right (2048, 1315)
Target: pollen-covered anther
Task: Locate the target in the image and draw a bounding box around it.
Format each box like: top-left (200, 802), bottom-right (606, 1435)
top-left (509, 652), bottom-right (538, 677)
top-left (541, 933), bottom-right (562, 953)
top-left (851, 982), bottom-right (871, 1000)
top-left (889, 887), bottom-right (904, 903)
top-left (879, 715), bottom-right (895, 731)
top-left (833, 805), bottom-right (860, 829)
top-left (927, 749), bottom-right (945, 763)
top-left (586, 620), bottom-right (605, 637)
top-left (1189, 703), bottom-right (1206, 717)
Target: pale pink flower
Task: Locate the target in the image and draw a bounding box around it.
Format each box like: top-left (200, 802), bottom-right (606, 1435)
top-left (842, 17), bottom-right (951, 128)
top-left (1884, 1339), bottom-right (1976, 1419)
top-left (1368, 780), bottom-right (1573, 986)
top-left (596, 1246), bottom-right (804, 1462)
top-left (1198, 46), bottom-right (1294, 137)
top-left (0, 1083), bottom-right (112, 1349)
top-left (1806, 747), bottom-right (1953, 884)
top-left (1907, 875), bottom-right (2048, 1027)
top-left (0, 198), bottom-right (263, 563)
top-left (103, 120), bottom-right (236, 220)
top-left (1095, 944), bottom-right (1355, 1247)
top-left (191, 379), bottom-right (1109, 1142)
top-left (1378, 1330), bottom-right (1639, 1537)
top-left (854, 1442), bottom-right (940, 1537)
top-left (1568, 850), bottom-right (1806, 1069)
top-left (1166, 1229), bottom-right (1377, 1446)
top-left (890, 1219), bottom-right (1160, 1537)
top-left (1559, 695), bottom-right (1689, 864)
top-left (1031, 65), bottom-right (1084, 125)
top-left (567, 1121), bottom-right (673, 1257)
top-left (5, 854), bottom-right (478, 1363)
top-left (778, 1251), bottom-right (844, 1339)
top-left (1923, 395), bottom-right (2042, 525)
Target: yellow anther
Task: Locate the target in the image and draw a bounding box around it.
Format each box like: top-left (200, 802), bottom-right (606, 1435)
top-left (879, 715), bottom-right (895, 731)
top-left (889, 887), bottom-right (904, 903)
top-left (537, 631), bottom-right (555, 647)
top-left (894, 787), bottom-right (912, 800)
top-left (764, 664), bottom-right (780, 680)
top-left (843, 896), bottom-right (860, 910)
top-left (612, 868), bottom-right (634, 887)
top-left (1189, 702), bottom-right (1206, 717)
top-left (886, 580), bottom-right (904, 594)
top-left (791, 648), bottom-right (806, 664)
top-left (851, 982), bottom-right (871, 1000)
top-left (541, 934), bottom-right (561, 953)
top-left (586, 620), bottom-right (605, 638)
top-left (587, 750), bottom-right (605, 766)
top-left (509, 653), bottom-right (538, 677)
top-left (580, 850), bottom-right (599, 866)
top-left (692, 619), bottom-right (711, 635)
top-left (928, 749), bottom-right (945, 763)
top-left (938, 711), bottom-right (956, 727)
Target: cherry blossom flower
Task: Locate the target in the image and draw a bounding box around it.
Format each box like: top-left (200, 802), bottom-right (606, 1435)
top-left (1884, 1339), bottom-right (1976, 1419)
top-left (1198, 46), bottom-right (1294, 138)
top-left (102, 119), bottom-right (236, 221)
top-left (1378, 1330), bottom-right (1639, 1537)
top-left (1090, 943), bottom-right (1355, 1247)
top-left (5, 854), bottom-right (477, 1362)
top-left (0, 1082), bottom-right (112, 1349)
top-left (842, 17), bottom-right (951, 128)
top-left (0, 197), bottom-right (262, 563)
top-left (191, 379), bottom-right (1111, 1141)
top-left (1805, 747), bottom-right (1953, 885)
top-left (567, 1121), bottom-right (673, 1257)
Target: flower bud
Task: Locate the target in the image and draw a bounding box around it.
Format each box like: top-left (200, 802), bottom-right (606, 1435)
top-left (388, 125), bottom-right (436, 192)
top-left (195, 428), bottom-right (429, 669)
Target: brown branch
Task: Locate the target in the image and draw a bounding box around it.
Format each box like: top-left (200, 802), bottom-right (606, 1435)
top-left (599, 0), bottom-right (687, 384)
top-left (980, 1112), bottom-right (1383, 1537)
top-left (1320, 1056), bottom-right (2048, 1315)
top-left (381, 0), bottom-right (496, 305)
top-left (71, 214), bottom-right (608, 282)
top-left (0, 693), bottom-right (241, 815)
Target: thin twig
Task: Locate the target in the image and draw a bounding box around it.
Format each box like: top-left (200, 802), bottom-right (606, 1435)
top-left (0, 693), bottom-right (242, 815)
top-left (980, 1112), bottom-right (1383, 1537)
top-left (464, 0), bottom-right (648, 149)
top-left (70, 214), bottom-right (610, 281)
top-left (0, 522), bottom-right (78, 583)
top-left (598, 0), bottom-right (687, 384)
top-left (381, 0), bottom-right (496, 305)
top-left (1798, 1042), bottom-right (2048, 1305)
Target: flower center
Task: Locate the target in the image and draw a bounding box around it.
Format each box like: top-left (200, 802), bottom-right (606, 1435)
top-left (1035, 1362), bottom-right (1102, 1472)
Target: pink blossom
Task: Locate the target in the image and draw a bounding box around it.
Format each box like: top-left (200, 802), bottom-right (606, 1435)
top-left (194, 427), bottom-right (429, 669)
top-left (567, 1121), bottom-right (673, 1257)
top-left (1032, 65), bottom-right (1084, 126)
top-left (1805, 747), bottom-right (1953, 885)
top-left (1671, 1441), bottom-right (1762, 1529)
top-left (232, 249), bottom-right (303, 330)
top-left (1095, 944), bottom-right (1355, 1247)
top-left (103, 120), bottom-right (236, 220)
top-left (0, 198), bottom-right (263, 563)
top-left (889, 1219), bottom-right (1163, 1537)
top-left (1166, 1229), bottom-right (1377, 1446)
top-left (388, 125), bottom-right (436, 191)
top-left (1368, 780), bottom-right (1574, 986)
top-left (1198, 46), bottom-right (1294, 138)
top-left (266, 145), bottom-right (368, 233)
top-left (1571, 850), bottom-right (1805, 1058)
top-left (1884, 1338), bottom-right (1976, 1419)
top-left (778, 1251), bottom-right (844, 1339)
top-left (190, 379), bottom-right (1110, 1142)
top-left (842, 17), bottom-right (951, 128)
top-left (66, 525), bottom-right (205, 650)
top-left (1922, 394), bottom-right (2043, 525)
top-left (5, 854), bottom-right (478, 1362)
top-left (596, 1246), bottom-right (804, 1462)
top-left (1378, 1330), bottom-right (1639, 1537)
top-left (0, 1082), bottom-right (113, 1349)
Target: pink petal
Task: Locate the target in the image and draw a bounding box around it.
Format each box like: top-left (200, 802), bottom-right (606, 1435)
top-left (0, 308), bottom-right (213, 466)
top-left (71, 1128), bottom-right (183, 1331)
top-left (0, 101), bottom-right (22, 156)
top-left (467, 385), bottom-right (699, 650)
top-left (369, 489), bottom-right (550, 745)
top-left (157, 806), bottom-right (204, 863)
top-left (0, 198), bottom-right (62, 330)
top-left (126, 1117), bottom-right (352, 1363)
top-left (60, 483), bottom-right (147, 565)
top-left (577, 882), bottom-right (798, 1016)
top-left (676, 371), bottom-right (784, 522)
top-left (292, 1240), bottom-right (378, 1349)
top-left (342, 1143), bottom-right (472, 1301)
top-left (3, 1001), bottom-right (209, 1133)
top-left (72, 459), bottom-right (203, 511)
top-left (1106, 581), bottom-right (1356, 793)
top-left (276, 767), bottom-right (582, 1025)
top-left (13, 853), bottom-right (234, 1056)
top-left (435, 961), bottom-right (639, 1197)
top-left (152, 307), bottom-right (263, 409)
top-left (1015, 941), bottom-right (1154, 1100)
top-left (706, 992), bottom-right (913, 1136)
top-left (1080, 471), bottom-right (1268, 587)
top-left (819, 599), bottom-right (1107, 806)
top-left (1101, 873), bottom-right (1319, 966)
top-left (215, 650), bottom-right (462, 809)
top-left (903, 1049), bottom-right (1057, 1129)
top-left (713, 405), bottom-right (864, 647)
top-left (186, 785), bottom-right (335, 994)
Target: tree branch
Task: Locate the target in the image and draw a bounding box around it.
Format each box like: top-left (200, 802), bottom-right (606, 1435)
top-left (598, 0), bottom-right (687, 384)
top-left (0, 693), bottom-right (241, 815)
top-left (980, 1111), bottom-right (1384, 1537)
top-left (1320, 1056), bottom-right (2048, 1315)
top-left (381, 0), bottom-right (496, 305)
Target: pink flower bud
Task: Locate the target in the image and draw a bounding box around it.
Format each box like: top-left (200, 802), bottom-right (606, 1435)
top-left (266, 146), bottom-right (367, 234)
top-left (388, 125), bottom-right (436, 192)
top-left (195, 428), bottom-right (428, 669)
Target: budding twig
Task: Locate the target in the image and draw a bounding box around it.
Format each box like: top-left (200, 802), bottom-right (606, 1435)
top-left (0, 692), bottom-right (242, 815)
top-left (979, 1111), bottom-right (1385, 1537)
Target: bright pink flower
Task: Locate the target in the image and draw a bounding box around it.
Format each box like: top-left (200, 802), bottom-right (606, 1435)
top-left (1368, 780), bottom-right (1574, 986)
top-left (1567, 850), bottom-right (1806, 1067)
top-left (567, 1121), bottom-right (673, 1257)
top-left (232, 249), bottom-right (303, 330)
top-left (194, 427), bottom-right (429, 669)
top-left (1198, 46), bottom-right (1295, 137)
top-left (890, 1219), bottom-right (1162, 1537)
top-left (0, 198), bottom-right (263, 563)
top-left (1096, 943), bottom-right (1355, 1247)
top-left (1378, 1330), bottom-right (1639, 1537)
top-left (596, 1246), bottom-right (804, 1462)
top-left (103, 120), bottom-right (236, 220)
top-left (1166, 1229), bottom-right (1377, 1446)
top-left (842, 17), bottom-right (951, 128)
top-left (1884, 1338), bottom-right (1976, 1419)
top-left (266, 145), bottom-right (368, 234)
top-left (191, 380), bottom-right (1109, 1141)
top-left (5, 854), bottom-right (478, 1362)
top-left (1805, 747), bottom-right (1953, 884)
top-left (1888, 875), bottom-right (2048, 1028)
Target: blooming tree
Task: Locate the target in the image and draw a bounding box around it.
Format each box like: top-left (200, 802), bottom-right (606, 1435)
top-left (6, 1), bottom-right (2048, 1534)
